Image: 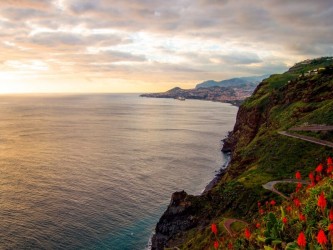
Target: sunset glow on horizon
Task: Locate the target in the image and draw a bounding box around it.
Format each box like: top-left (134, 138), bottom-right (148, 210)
top-left (0, 0), bottom-right (332, 93)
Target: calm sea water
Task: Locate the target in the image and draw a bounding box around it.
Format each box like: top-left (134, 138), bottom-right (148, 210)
top-left (0, 94), bottom-right (237, 249)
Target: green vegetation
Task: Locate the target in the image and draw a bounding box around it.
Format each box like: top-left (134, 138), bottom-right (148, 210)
top-left (208, 158), bottom-right (333, 249)
top-left (275, 182), bottom-right (297, 196)
top-left (156, 58), bottom-right (333, 249)
top-left (294, 130), bottom-right (333, 142)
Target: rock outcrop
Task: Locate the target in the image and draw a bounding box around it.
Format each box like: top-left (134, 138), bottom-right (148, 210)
top-left (152, 191), bottom-right (197, 250)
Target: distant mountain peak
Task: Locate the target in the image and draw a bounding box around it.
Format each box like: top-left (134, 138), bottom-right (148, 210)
top-left (167, 87), bottom-right (182, 91)
top-left (195, 74), bottom-right (270, 89)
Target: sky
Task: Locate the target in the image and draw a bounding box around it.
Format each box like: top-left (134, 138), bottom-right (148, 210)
top-left (0, 0), bottom-right (332, 93)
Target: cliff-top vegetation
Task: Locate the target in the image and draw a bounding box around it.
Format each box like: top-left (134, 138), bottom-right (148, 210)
top-left (153, 57), bottom-right (333, 250)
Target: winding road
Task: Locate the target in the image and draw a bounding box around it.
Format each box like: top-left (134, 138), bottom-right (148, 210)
top-left (222, 124), bottom-right (331, 236)
top-left (262, 179), bottom-right (309, 200)
top-left (279, 124), bottom-right (333, 148)
top-left (289, 125), bottom-right (333, 131)
top-left (279, 131), bottom-right (333, 148)
top-left (223, 218), bottom-right (248, 236)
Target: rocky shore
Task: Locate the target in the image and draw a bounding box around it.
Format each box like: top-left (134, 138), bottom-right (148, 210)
top-left (151, 134), bottom-right (235, 250)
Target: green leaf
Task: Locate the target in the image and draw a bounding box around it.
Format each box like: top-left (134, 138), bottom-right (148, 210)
top-left (280, 206), bottom-right (285, 219)
top-left (272, 239), bottom-right (282, 245)
top-left (264, 237), bottom-right (273, 244)
top-left (264, 246), bottom-right (274, 250)
top-left (285, 242), bottom-right (299, 250)
top-left (257, 235), bottom-right (266, 242)
top-left (268, 212), bottom-right (278, 224)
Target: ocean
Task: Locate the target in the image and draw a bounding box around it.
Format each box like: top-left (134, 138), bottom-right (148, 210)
top-left (0, 94), bottom-right (237, 249)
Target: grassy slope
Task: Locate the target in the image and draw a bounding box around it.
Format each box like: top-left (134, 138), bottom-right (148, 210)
top-left (169, 57), bottom-right (333, 249)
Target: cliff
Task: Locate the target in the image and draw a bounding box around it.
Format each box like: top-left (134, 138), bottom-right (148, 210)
top-left (152, 57), bottom-right (333, 249)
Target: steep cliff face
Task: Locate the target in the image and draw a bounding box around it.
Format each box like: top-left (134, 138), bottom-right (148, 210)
top-left (152, 191), bottom-right (197, 249)
top-left (223, 60), bottom-right (333, 177)
top-left (152, 57), bottom-right (333, 249)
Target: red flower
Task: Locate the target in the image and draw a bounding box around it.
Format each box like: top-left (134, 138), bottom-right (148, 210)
top-left (282, 217), bottom-right (288, 224)
top-left (329, 209), bottom-right (333, 221)
top-left (316, 163), bottom-right (323, 173)
top-left (317, 192), bottom-right (327, 210)
top-left (257, 202), bottom-right (261, 207)
top-left (295, 171), bottom-right (301, 180)
top-left (297, 231), bottom-right (306, 248)
top-left (328, 224), bottom-right (333, 232)
top-left (293, 198), bottom-right (301, 208)
top-left (327, 165), bottom-right (333, 175)
top-left (256, 223), bottom-right (260, 228)
top-left (259, 209), bottom-right (264, 215)
top-left (296, 182), bottom-right (302, 192)
top-left (270, 200), bottom-right (276, 206)
top-left (317, 229), bottom-right (327, 245)
top-left (211, 223), bottom-right (218, 235)
top-left (227, 242), bottom-right (233, 249)
top-left (244, 227), bottom-right (251, 240)
top-left (214, 240), bottom-right (219, 249)
top-left (328, 157), bottom-right (333, 166)
top-left (316, 175), bottom-right (321, 182)
top-left (299, 213), bottom-right (306, 222)
top-left (286, 206), bottom-right (292, 213)
top-left (309, 172), bottom-right (314, 181)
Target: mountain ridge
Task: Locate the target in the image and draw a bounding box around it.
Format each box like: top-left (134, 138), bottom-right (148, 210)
top-left (195, 74), bottom-right (270, 89)
top-left (141, 74), bottom-right (270, 106)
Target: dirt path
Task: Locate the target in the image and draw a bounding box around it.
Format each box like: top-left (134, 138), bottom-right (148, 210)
top-left (262, 179), bottom-right (309, 200)
top-left (290, 125), bottom-right (333, 131)
top-left (223, 218), bottom-right (248, 236)
top-left (220, 125), bottom-right (331, 237)
top-left (223, 179), bottom-right (308, 236)
top-left (278, 131), bottom-right (333, 148)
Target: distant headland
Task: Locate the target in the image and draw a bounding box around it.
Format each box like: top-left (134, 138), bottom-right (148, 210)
top-left (140, 74), bottom-right (269, 106)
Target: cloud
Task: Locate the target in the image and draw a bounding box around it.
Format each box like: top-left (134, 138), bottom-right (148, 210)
top-left (221, 52), bottom-right (262, 65)
top-left (0, 0), bottom-right (332, 92)
top-left (30, 32), bottom-right (83, 46)
top-left (101, 50), bottom-right (147, 62)
top-left (1, 0), bottom-right (51, 9)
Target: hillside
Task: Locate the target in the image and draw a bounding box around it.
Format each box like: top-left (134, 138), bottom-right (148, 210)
top-left (151, 57), bottom-right (333, 249)
top-left (195, 75), bottom-right (270, 89)
top-left (140, 85), bottom-right (255, 106)
top-left (140, 75), bottom-right (268, 106)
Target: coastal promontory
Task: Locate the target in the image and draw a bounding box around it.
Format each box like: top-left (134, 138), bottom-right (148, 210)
top-left (152, 57), bottom-right (333, 249)
top-left (141, 75), bottom-right (268, 106)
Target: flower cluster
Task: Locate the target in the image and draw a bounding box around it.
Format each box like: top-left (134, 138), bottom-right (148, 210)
top-left (209, 156), bottom-right (333, 249)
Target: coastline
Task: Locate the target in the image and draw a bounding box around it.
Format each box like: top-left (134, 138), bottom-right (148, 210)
top-left (142, 93), bottom-right (238, 250)
top-left (148, 131), bottom-right (234, 250)
top-left (202, 152), bottom-right (231, 194)
top-left (140, 95), bottom-right (243, 107)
